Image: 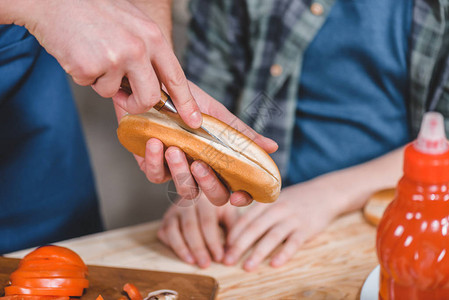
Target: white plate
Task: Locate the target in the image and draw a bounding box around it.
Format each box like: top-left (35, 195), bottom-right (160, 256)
top-left (360, 265), bottom-right (379, 300)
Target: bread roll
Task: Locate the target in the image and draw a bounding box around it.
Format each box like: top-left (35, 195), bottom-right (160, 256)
top-left (363, 188), bottom-right (396, 226)
top-left (117, 110), bottom-right (282, 203)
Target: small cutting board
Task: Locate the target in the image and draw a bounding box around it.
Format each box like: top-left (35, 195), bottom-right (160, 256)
top-left (0, 257), bottom-right (218, 299)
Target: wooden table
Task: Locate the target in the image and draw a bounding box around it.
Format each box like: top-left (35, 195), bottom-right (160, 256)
top-left (6, 211), bottom-right (378, 299)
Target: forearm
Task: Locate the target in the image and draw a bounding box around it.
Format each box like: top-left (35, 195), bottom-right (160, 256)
top-left (296, 146), bottom-right (405, 218)
top-left (1, 0), bottom-right (174, 42)
top-left (130, 0), bottom-right (173, 47)
top-left (0, 0), bottom-right (31, 25)
top-left (328, 146), bottom-right (404, 215)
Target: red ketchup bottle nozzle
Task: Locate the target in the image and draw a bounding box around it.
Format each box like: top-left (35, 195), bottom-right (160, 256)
top-left (414, 112), bottom-right (448, 155)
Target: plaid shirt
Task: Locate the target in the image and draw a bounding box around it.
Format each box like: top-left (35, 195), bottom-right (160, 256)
top-left (184, 0), bottom-right (449, 177)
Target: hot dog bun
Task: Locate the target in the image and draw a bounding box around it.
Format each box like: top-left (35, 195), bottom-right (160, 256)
top-left (117, 110), bottom-right (282, 203)
top-left (363, 188), bottom-right (396, 226)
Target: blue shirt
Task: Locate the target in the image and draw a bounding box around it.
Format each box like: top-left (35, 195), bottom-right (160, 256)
top-left (0, 25), bottom-right (102, 254)
top-left (286, 0), bottom-right (413, 185)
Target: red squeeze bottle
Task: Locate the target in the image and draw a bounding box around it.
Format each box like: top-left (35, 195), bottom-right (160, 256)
top-left (376, 112), bottom-right (449, 299)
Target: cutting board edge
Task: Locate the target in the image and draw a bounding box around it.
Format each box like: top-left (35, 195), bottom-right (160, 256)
top-left (0, 257), bottom-right (219, 299)
top-left (87, 263), bottom-right (220, 299)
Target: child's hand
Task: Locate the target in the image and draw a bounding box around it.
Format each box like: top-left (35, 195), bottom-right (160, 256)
top-left (157, 193), bottom-right (239, 268)
top-left (223, 179), bottom-right (341, 271)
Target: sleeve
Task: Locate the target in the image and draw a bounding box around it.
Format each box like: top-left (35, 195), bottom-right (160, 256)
top-left (183, 0), bottom-right (250, 112)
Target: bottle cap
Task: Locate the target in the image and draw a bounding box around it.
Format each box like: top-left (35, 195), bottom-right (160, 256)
top-left (404, 112), bottom-right (449, 183)
top-left (414, 112), bottom-right (448, 154)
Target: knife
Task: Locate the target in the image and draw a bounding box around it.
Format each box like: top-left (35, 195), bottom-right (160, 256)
top-left (120, 78), bottom-right (230, 148)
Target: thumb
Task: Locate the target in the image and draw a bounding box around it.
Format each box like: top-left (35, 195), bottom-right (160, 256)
top-left (112, 90), bottom-right (130, 122)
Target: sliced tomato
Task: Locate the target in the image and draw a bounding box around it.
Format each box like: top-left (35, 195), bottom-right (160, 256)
top-left (18, 260), bottom-right (87, 273)
top-left (21, 246), bottom-right (87, 271)
top-left (123, 283), bottom-right (142, 300)
top-left (7, 246), bottom-right (89, 298)
top-left (5, 286), bottom-right (84, 297)
top-left (17, 263), bottom-right (87, 278)
top-left (0, 295), bottom-right (70, 300)
top-left (17, 260), bottom-right (86, 269)
top-left (10, 268), bottom-right (86, 279)
top-left (10, 277), bottom-right (89, 289)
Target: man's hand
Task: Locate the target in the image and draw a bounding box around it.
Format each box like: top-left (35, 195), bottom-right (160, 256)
top-left (5, 0), bottom-right (201, 128)
top-left (157, 193), bottom-right (239, 268)
top-left (114, 81), bottom-right (278, 207)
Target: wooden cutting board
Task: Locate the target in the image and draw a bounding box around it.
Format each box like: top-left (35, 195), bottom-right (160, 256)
top-left (0, 257), bottom-right (218, 299)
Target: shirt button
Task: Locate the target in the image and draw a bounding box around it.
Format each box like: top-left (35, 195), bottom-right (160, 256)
top-left (310, 3), bottom-right (324, 16)
top-left (270, 64), bottom-right (283, 77)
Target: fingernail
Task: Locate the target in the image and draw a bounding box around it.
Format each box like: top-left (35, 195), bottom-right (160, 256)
top-left (215, 253), bottom-right (223, 262)
top-left (198, 257), bottom-right (209, 268)
top-left (167, 149), bottom-right (182, 163)
top-left (236, 200), bottom-right (247, 207)
top-left (214, 250), bottom-right (224, 262)
top-left (190, 111), bottom-right (202, 128)
top-left (223, 255), bottom-right (234, 265)
top-left (185, 254), bottom-right (195, 264)
top-left (244, 260), bottom-right (255, 270)
top-left (269, 139), bottom-right (279, 149)
top-left (271, 255), bottom-right (283, 267)
top-left (148, 141), bottom-right (161, 154)
top-left (193, 162), bottom-right (208, 178)
top-left (231, 197), bottom-right (245, 207)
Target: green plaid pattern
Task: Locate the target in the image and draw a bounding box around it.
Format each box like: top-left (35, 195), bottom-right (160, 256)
top-left (184, 0), bottom-right (449, 176)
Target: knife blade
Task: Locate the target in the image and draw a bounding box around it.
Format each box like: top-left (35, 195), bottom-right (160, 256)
top-left (120, 78), bottom-right (230, 148)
